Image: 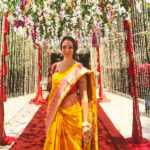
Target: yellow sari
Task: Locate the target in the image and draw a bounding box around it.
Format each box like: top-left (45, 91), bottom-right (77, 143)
top-left (44, 64), bottom-right (98, 150)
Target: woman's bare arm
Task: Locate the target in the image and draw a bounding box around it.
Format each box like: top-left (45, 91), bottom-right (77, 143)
top-left (78, 74), bottom-right (92, 143)
top-left (78, 74), bottom-right (88, 122)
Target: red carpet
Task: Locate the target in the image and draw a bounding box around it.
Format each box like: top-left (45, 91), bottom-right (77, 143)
top-left (10, 103), bottom-right (130, 150)
top-left (97, 104), bottom-right (130, 150)
top-left (10, 103), bottom-right (47, 150)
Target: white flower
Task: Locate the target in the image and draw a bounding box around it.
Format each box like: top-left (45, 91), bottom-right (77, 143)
top-left (60, 9), bottom-right (66, 18)
top-left (18, 14), bottom-right (24, 21)
top-left (16, 26), bottom-right (26, 37)
top-left (47, 20), bottom-right (51, 26)
top-left (66, 0), bottom-right (72, 5)
top-left (71, 17), bottom-right (77, 25)
top-left (0, 3), bottom-right (8, 13)
top-left (146, 0), bottom-right (150, 3)
top-left (47, 0), bottom-right (56, 5)
top-left (0, 0), bottom-right (2, 6)
top-left (32, 3), bottom-right (37, 12)
top-left (38, 9), bottom-right (42, 16)
top-left (113, 3), bottom-right (121, 9)
top-left (118, 7), bottom-right (126, 15)
top-left (7, 14), bottom-right (14, 23)
top-left (125, 14), bottom-right (131, 21)
top-left (136, 1), bottom-right (142, 13)
top-left (26, 15), bottom-right (34, 26)
top-left (61, 3), bottom-right (66, 9)
top-left (15, 6), bottom-right (21, 15)
top-left (96, 8), bottom-right (103, 16)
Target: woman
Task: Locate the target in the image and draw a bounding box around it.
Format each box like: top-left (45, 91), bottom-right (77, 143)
top-left (44, 36), bottom-right (98, 150)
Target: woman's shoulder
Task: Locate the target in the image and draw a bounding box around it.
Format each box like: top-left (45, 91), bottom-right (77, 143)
top-left (51, 62), bottom-right (59, 69)
top-left (75, 62), bottom-right (86, 70)
top-left (51, 62), bottom-right (60, 73)
top-left (75, 61), bottom-right (83, 67)
top-left (75, 62), bottom-right (94, 74)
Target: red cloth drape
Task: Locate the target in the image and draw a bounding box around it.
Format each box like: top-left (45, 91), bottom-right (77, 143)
top-left (4, 11), bottom-right (8, 35)
top-left (0, 13), bottom-right (9, 145)
top-left (0, 12), bottom-right (9, 103)
top-left (38, 72), bottom-right (42, 82)
top-left (30, 46), bottom-right (45, 105)
top-left (97, 63), bottom-right (100, 72)
top-left (97, 53), bottom-right (100, 62)
top-left (3, 36), bottom-right (9, 56)
top-left (124, 20), bottom-right (134, 53)
top-left (1, 58), bottom-right (7, 77)
top-left (0, 11), bottom-right (16, 146)
top-left (0, 79), bottom-right (7, 103)
top-left (96, 46), bottom-right (110, 103)
top-left (124, 20), bottom-right (150, 149)
top-left (0, 104), bottom-right (16, 145)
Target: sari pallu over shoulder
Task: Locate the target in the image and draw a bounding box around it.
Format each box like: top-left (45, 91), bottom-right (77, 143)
top-left (45, 64), bottom-right (98, 150)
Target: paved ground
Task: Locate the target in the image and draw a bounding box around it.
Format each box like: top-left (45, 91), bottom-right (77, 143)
top-left (0, 90), bottom-right (150, 150)
top-left (100, 91), bottom-right (150, 139)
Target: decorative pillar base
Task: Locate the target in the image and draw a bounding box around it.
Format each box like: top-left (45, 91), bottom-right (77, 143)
top-left (97, 94), bottom-right (110, 103)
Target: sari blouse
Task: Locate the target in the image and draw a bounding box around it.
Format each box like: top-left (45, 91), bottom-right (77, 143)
top-left (52, 63), bottom-right (78, 95)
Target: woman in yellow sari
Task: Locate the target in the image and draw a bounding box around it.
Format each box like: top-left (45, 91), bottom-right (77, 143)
top-left (44, 36), bottom-right (98, 150)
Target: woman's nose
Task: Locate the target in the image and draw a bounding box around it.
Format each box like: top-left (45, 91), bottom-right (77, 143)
top-left (65, 47), bottom-right (69, 51)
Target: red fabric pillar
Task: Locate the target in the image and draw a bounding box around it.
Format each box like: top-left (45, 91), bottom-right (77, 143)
top-left (0, 103), bottom-right (5, 144)
top-left (124, 20), bottom-right (150, 149)
top-left (30, 45), bottom-right (45, 105)
top-left (96, 46), bottom-right (110, 103)
top-left (0, 11), bottom-right (16, 145)
top-left (0, 12), bottom-right (9, 145)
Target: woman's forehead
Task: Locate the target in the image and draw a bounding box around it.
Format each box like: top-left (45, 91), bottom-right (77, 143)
top-left (62, 40), bottom-right (73, 45)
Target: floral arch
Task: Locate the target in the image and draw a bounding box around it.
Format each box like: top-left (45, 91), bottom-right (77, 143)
top-left (0, 0), bottom-right (133, 53)
top-left (1, 0), bottom-right (150, 149)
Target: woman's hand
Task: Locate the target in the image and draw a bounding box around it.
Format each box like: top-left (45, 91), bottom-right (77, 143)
top-left (83, 126), bottom-right (92, 144)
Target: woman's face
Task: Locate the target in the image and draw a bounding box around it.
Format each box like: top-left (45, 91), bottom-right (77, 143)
top-left (61, 40), bottom-right (74, 59)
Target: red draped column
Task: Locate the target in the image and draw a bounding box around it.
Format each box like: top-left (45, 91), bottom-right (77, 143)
top-left (30, 45), bottom-right (45, 105)
top-left (124, 20), bottom-right (150, 149)
top-left (96, 46), bottom-right (110, 103)
top-left (29, 24), bottom-right (45, 105)
top-left (92, 29), bottom-right (110, 102)
top-left (0, 11), bottom-right (16, 145)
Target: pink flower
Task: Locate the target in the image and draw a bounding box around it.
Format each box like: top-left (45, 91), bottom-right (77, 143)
top-left (74, 0), bottom-right (77, 5)
top-left (92, 31), bottom-right (97, 48)
top-left (44, 39), bottom-right (49, 51)
top-left (20, 0), bottom-right (29, 11)
top-left (14, 20), bottom-right (25, 28)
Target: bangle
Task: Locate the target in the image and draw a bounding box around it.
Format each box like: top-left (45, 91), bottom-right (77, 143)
top-left (82, 121), bottom-right (92, 128)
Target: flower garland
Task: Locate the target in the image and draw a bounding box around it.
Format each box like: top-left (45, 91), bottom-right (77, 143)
top-left (0, 0), bottom-right (140, 52)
